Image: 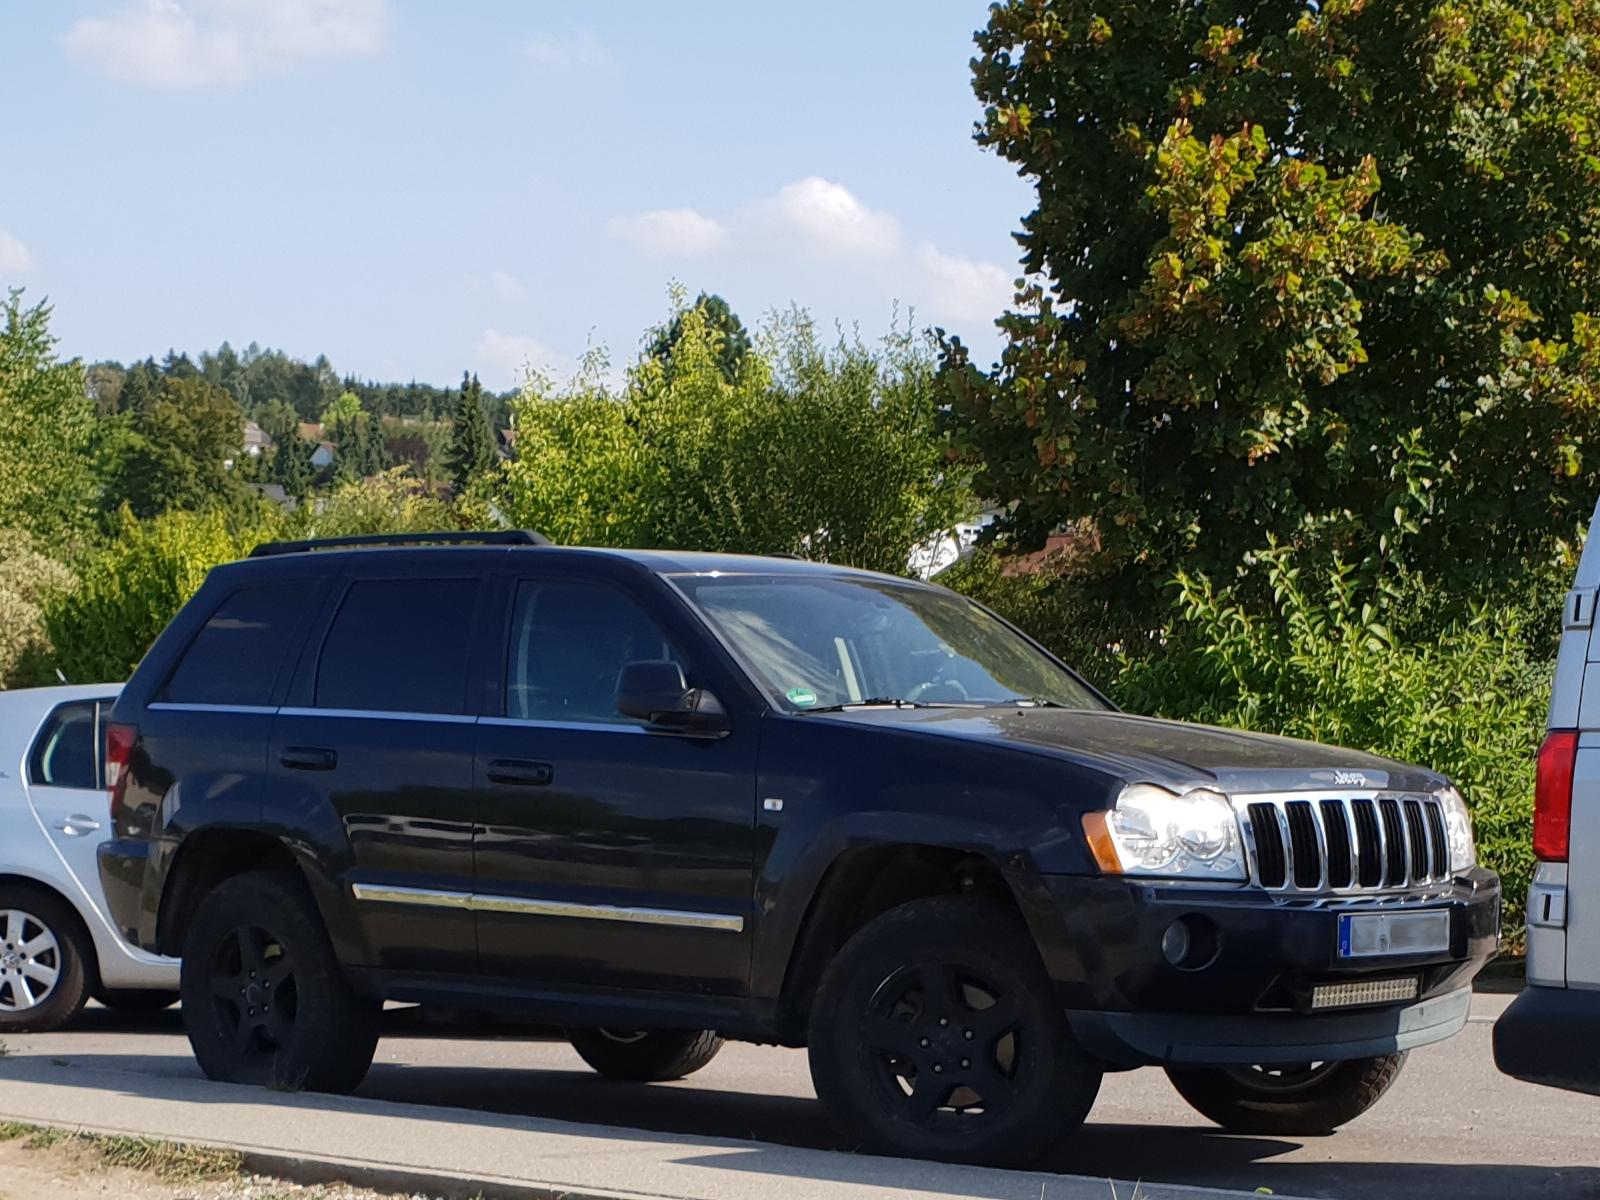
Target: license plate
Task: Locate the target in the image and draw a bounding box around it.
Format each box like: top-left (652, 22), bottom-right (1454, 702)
top-left (1337, 910), bottom-right (1450, 958)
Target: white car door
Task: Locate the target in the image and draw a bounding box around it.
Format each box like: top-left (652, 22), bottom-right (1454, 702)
top-left (22, 698), bottom-right (115, 924)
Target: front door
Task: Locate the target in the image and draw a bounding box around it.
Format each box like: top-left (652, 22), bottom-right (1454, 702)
top-left (267, 574), bottom-right (485, 975)
top-left (473, 575), bottom-right (758, 994)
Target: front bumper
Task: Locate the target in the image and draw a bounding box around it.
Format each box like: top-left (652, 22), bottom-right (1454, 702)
top-left (1494, 984), bottom-right (1600, 1095)
top-left (1013, 866), bottom-right (1500, 1066)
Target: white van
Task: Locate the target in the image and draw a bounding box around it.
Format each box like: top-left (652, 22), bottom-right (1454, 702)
top-left (1494, 497), bottom-right (1600, 1091)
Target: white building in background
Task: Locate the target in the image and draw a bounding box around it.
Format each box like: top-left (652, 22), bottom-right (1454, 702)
top-left (908, 511), bottom-right (1000, 580)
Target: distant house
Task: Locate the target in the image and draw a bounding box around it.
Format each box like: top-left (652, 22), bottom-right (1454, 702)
top-left (242, 420), bottom-right (273, 457)
top-left (311, 442), bottom-right (336, 469)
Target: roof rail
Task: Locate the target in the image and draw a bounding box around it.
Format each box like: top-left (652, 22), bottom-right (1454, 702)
top-left (248, 530), bottom-right (552, 558)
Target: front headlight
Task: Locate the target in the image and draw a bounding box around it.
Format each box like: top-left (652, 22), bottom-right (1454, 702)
top-left (1083, 783), bottom-right (1247, 881)
top-left (1437, 784), bottom-right (1476, 873)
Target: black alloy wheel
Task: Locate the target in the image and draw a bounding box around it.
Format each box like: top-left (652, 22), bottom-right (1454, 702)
top-left (181, 870), bottom-right (379, 1093)
top-left (1166, 1053), bottom-right (1409, 1134)
top-left (808, 896), bottom-right (1101, 1167)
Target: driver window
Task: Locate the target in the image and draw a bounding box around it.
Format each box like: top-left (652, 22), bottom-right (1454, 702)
top-left (507, 581), bottom-right (682, 724)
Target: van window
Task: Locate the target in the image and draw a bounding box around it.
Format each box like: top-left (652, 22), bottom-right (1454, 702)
top-left (315, 579), bottom-right (480, 715)
top-left (163, 583), bottom-right (317, 708)
top-left (27, 701), bottom-right (105, 790)
top-left (507, 581), bottom-right (681, 724)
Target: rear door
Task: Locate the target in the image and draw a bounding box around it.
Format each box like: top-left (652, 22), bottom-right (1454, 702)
top-left (267, 571), bottom-right (487, 975)
top-left (1559, 495), bottom-right (1600, 988)
top-left (24, 698), bottom-right (116, 918)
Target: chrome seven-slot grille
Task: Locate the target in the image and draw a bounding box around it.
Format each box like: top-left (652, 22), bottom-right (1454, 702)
top-left (1236, 792), bottom-right (1451, 893)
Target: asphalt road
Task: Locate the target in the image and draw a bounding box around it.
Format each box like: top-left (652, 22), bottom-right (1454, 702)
top-left (5, 990), bottom-right (1595, 1200)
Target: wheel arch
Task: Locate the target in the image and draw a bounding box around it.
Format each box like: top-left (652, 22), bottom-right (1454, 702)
top-left (774, 841), bottom-right (1026, 1044)
top-left (154, 828), bottom-right (300, 958)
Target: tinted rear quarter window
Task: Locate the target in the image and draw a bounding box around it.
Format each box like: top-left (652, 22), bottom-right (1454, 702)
top-left (162, 583), bottom-right (318, 707)
top-left (27, 701), bottom-right (106, 790)
top-left (315, 578), bottom-right (480, 715)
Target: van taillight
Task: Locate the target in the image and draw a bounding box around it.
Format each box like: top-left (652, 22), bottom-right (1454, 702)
top-left (105, 723), bottom-right (137, 821)
top-left (1535, 729), bottom-right (1579, 862)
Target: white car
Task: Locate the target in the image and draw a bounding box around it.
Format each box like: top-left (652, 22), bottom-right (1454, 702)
top-left (0, 684), bottom-right (178, 1031)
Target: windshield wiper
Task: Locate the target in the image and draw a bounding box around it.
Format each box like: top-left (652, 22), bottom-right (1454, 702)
top-left (801, 697), bottom-right (929, 713)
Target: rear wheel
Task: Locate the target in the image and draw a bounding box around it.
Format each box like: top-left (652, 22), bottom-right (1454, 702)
top-left (1165, 1053), bottom-right (1407, 1134)
top-left (807, 896), bottom-right (1101, 1167)
top-left (567, 1027), bottom-right (723, 1081)
top-left (181, 871), bottom-right (379, 1093)
top-left (0, 888), bottom-right (91, 1034)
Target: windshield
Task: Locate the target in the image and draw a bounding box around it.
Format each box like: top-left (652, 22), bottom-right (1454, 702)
top-left (672, 573), bottom-right (1105, 712)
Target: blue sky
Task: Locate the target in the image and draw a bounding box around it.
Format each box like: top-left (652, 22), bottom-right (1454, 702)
top-left (0, 2), bottom-right (1034, 390)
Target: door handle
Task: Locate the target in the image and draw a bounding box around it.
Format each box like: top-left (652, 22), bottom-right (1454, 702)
top-left (281, 747), bottom-right (338, 771)
top-left (53, 814), bottom-right (101, 837)
top-left (486, 759), bottom-right (554, 786)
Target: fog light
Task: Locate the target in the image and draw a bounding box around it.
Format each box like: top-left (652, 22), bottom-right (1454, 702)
top-left (1311, 977), bottom-right (1419, 1010)
top-left (1161, 921), bottom-right (1190, 965)
top-left (1160, 915), bottom-right (1220, 971)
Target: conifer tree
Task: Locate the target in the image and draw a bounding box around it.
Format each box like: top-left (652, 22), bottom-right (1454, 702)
top-left (446, 372), bottom-right (497, 493)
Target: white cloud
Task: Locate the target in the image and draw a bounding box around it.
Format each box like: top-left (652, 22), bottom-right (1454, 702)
top-left (915, 244), bottom-right (1014, 324)
top-left (523, 29), bottom-right (612, 73)
top-left (607, 208), bottom-right (728, 258)
top-left (489, 269), bottom-right (522, 301)
top-left (63, 0), bottom-right (387, 89)
top-left (476, 329), bottom-right (572, 390)
top-left (0, 233), bottom-right (35, 273)
top-left (758, 176), bottom-right (901, 258)
top-left (605, 177), bottom-right (1013, 329)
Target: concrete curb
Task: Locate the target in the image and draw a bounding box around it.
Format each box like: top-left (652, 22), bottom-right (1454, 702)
top-left (0, 1056), bottom-right (1305, 1200)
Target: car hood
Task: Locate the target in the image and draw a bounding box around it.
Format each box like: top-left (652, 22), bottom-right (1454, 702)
top-left (807, 706), bottom-right (1445, 796)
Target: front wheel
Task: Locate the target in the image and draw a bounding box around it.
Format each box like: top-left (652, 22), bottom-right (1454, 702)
top-left (567, 1028), bottom-right (723, 1081)
top-left (181, 870), bottom-right (380, 1093)
top-left (807, 896), bottom-right (1102, 1167)
top-left (1165, 1053), bottom-right (1407, 1135)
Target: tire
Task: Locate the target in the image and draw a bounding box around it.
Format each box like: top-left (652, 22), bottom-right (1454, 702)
top-left (567, 1027), bottom-right (723, 1081)
top-left (1165, 1053), bottom-right (1408, 1135)
top-left (807, 896), bottom-right (1102, 1167)
top-left (95, 989), bottom-right (180, 1013)
top-left (180, 870), bottom-right (380, 1093)
top-left (0, 887), bottom-right (92, 1034)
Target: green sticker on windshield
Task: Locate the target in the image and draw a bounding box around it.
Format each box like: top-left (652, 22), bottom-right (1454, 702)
top-left (786, 687), bottom-right (818, 707)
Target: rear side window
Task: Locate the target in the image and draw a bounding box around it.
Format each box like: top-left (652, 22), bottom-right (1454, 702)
top-left (315, 579), bottom-right (480, 715)
top-left (27, 701), bottom-right (109, 789)
top-left (163, 583), bottom-right (317, 707)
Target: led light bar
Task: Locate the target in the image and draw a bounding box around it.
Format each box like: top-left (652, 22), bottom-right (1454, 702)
top-left (1311, 976), bottom-right (1419, 1011)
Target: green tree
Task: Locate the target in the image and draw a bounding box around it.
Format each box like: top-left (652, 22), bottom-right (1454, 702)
top-left (325, 391), bottom-right (386, 482)
top-left (0, 291), bottom-right (99, 540)
top-left (501, 301), bottom-right (967, 574)
top-left (103, 365), bottom-right (248, 518)
top-left (445, 372), bottom-right (498, 493)
top-left (942, 1), bottom-right (1600, 619)
top-left (649, 293), bottom-right (751, 384)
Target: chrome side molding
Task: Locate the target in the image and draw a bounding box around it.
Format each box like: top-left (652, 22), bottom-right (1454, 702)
top-left (349, 882), bottom-right (744, 933)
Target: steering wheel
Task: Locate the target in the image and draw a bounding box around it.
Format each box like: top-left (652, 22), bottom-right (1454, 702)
top-left (906, 677), bottom-right (970, 703)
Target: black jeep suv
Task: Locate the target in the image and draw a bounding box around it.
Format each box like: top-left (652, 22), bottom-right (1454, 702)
top-left (99, 532), bottom-right (1500, 1166)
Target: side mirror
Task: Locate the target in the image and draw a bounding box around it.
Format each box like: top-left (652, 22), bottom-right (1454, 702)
top-left (615, 661), bottom-right (730, 738)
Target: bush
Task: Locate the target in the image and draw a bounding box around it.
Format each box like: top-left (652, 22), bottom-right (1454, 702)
top-left (0, 531), bottom-right (75, 687)
top-left (498, 301), bottom-right (968, 574)
top-left (1116, 551), bottom-right (1546, 931)
top-left (30, 506), bottom-right (286, 685)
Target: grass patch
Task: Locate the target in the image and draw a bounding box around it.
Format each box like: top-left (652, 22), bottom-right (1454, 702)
top-left (0, 1123), bottom-right (241, 1183)
top-left (93, 1134), bottom-right (241, 1182)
